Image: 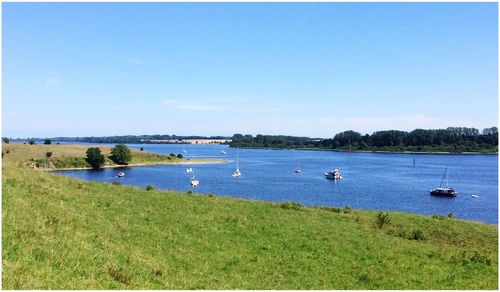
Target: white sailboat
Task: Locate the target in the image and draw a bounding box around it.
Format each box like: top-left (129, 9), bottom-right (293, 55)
top-left (232, 148), bottom-right (241, 177)
top-left (430, 167), bottom-right (457, 197)
top-left (191, 171), bottom-right (199, 186)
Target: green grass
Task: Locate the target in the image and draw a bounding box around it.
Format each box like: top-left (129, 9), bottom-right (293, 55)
top-left (2, 145), bottom-right (498, 289)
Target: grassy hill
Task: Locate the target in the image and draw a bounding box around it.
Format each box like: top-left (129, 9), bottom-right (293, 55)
top-left (2, 144), bottom-right (498, 289)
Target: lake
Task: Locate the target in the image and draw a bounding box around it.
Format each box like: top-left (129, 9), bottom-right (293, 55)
top-left (55, 143), bottom-right (498, 224)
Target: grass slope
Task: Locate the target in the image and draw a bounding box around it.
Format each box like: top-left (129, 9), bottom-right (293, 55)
top-left (2, 144), bottom-right (498, 289)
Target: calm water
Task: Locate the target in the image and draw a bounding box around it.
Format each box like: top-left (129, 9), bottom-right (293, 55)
top-left (55, 143), bottom-right (498, 224)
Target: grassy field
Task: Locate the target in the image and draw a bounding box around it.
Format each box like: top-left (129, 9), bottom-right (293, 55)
top-left (2, 144), bottom-right (498, 289)
top-left (2, 143), bottom-right (223, 170)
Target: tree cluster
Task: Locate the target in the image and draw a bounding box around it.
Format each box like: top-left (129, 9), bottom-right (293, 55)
top-left (230, 127), bottom-right (498, 153)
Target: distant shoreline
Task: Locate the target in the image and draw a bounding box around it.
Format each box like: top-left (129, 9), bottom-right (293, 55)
top-left (230, 146), bottom-right (498, 155)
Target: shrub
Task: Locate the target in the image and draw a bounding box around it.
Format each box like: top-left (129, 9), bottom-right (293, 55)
top-left (432, 214), bottom-right (445, 220)
top-left (409, 229), bottom-right (425, 240)
top-left (86, 147), bottom-right (105, 169)
top-left (44, 139), bottom-right (51, 145)
top-left (448, 213), bottom-right (455, 219)
top-left (146, 184), bottom-right (154, 191)
top-left (45, 152), bottom-right (52, 158)
top-left (6, 150), bottom-right (10, 154)
top-left (177, 153), bottom-right (183, 159)
top-left (280, 201), bottom-right (304, 211)
top-left (2, 137), bottom-right (10, 144)
top-left (320, 206), bottom-right (342, 213)
top-left (140, 147), bottom-right (144, 151)
top-left (111, 144), bottom-right (132, 165)
top-left (27, 139), bottom-right (36, 145)
top-left (169, 153), bottom-right (176, 157)
top-left (343, 205), bottom-right (352, 214)
top-left (187, 190), bottom-right (193, 195)
top-left (376, 211), bottom-right (391, 228)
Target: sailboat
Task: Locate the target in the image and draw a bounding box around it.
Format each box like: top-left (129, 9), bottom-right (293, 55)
top-left (232, 148), bottom-right (241, 177)
top-left (430, 167), bottom-right (457, 197)
top-left (190, 170), bottom-right (199, 186)
top-left (182, 145), bottom-right (187, 154)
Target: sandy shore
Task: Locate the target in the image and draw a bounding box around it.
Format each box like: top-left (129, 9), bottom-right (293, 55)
top-left (46, 159), bottom-right (229, 171)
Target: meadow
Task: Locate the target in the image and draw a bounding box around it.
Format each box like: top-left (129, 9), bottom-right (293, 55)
top-left (2, 144), bottom-right (498, 289)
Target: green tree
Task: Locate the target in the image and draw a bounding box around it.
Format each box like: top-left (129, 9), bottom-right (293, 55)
top-left (44, 139), bottom-right (51, 145)
top-left (2, 137), bottom-right (10, 144)
top-left (86, 147), bottom-right (105, 169)
top-left (111, 144), bottom-right (132, 165)
top-left (27, 139), bottom-right (36, 145)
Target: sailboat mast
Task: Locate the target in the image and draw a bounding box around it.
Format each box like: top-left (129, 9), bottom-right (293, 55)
top-left (439, 167), bottom-right (448, 188)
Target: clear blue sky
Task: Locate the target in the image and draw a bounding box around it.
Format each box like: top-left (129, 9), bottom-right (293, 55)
top-left (3, 2), bottom-right (498, 138)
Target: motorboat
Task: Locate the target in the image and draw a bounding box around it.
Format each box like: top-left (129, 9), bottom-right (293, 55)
top-left (191, 178), bottom-right (200, 186)
top-left (294, 168), bottom-right (302, 174)
top-left (117, 172), bottom-right (125, 177)
top-left (324, 169), bottom-right (342, 180)
top-left (186, 168), bottom-right (193, 173)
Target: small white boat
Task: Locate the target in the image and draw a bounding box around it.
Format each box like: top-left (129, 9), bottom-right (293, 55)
top-left (117, 172), bottom-right (125, 177)
top-left (232, 168), bottom-right (241, 178)
top-left (186, 168), bottom-right (193, 173)
top-left (324, 169), bottom-right (342, 180)
top-left (221, 150), bottom-right (227, 155)
top-left (232, 148), bottom-right (241, 177)
top-left (190, 171), bottom-right (199, 186)
top-left (471, 194), bottom-right (479, 198)
top-left (294, 168), bottom-right (302, 174)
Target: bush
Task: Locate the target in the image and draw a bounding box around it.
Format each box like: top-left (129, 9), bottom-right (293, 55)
top-left (320, 206), bottom-right (342, 213)
top-left (409, 229), bottom-right (426, 240)
top-left (45, 152), bottom-right (52, 158)
top-left (187, 190), bottom-right (193, 195)
top-left (140, 147), bottom-right (144, 151)
top-left (280, 201), bottom-right (304, 211)
top-left (177, 153), bottom-right (183, 159)
top-left (343, 205), bottom-right (352, 214)
top-left (44, 139), bottom-right (51, 145)
top-left (448, 213), bottom-right (455, 219)
top-left (27, 139), bottom-right (36, 145)
top-left (432, 214), bottom-right (446, 220)
top-left (2, 137), bottom-right (10, 144)
top-left (146, 184), bottom-right (154, 191)
top-left (6, 150), bottom-right (10, 154)
top-left (86, 147), bottom-right (105, 169)
top-left (169, 153), bottom-right (176, 157)
top-left (376, 211), bottom-right (391, 228)
top-left (111, 144), bottom-right (132, 165)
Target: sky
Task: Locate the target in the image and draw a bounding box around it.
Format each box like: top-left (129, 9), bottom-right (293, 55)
top-left (2, 2), bottom-right (498, 138)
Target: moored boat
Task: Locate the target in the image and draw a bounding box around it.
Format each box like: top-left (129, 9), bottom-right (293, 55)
top-left (324, 169), bottom-right (342, 180)
top-left (430, 167), bottom-right (457, 197)
top-left (117, 172), bottom-right (125, 177)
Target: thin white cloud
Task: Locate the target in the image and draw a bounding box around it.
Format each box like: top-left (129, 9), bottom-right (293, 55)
top-left (126, 57), bottom-right (144, 65)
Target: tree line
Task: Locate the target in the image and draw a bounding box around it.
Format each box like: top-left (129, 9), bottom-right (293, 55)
top-left (229, 127), bottom-right (498, 153)
top-left (5, 135), bottom-right (230, 144)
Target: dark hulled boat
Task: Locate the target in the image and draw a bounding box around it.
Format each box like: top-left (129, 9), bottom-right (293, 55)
top-left (430, 167), bottom-right (457, 197)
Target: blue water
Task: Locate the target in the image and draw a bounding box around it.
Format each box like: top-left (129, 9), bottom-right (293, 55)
top-left (55, 143), bottom-right (498, 224)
